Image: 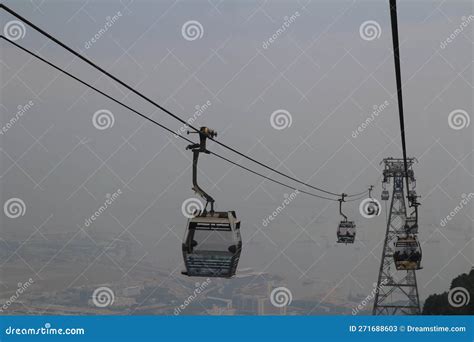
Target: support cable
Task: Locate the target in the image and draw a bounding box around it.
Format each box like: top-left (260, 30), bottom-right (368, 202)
top-left (389, 0), bottom-right (411, 201)
top-left (0, 3), bottom-right (369, 199)
top-left (1, 35), bottom-right (346, 202)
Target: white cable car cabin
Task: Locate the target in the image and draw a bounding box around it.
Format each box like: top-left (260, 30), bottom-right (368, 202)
top-left (337, 220), bottom-right (356, 244)
top-left (393, 235), bottom-right (422, 270)
top-left (182, 127), bottom-right (242, 278)
top-left (336, 195), bottom-right (356, 244)
top-left (182, 211), bottom-right (242, 278)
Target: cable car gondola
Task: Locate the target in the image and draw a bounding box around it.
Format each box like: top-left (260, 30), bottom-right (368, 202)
top-left (181, 127), bottom-right (242, 278)
top-left (365, 185), bottom-right (381, 217)
top-left (182, 211), bottom-right (241, 278)
top-left (393, 235), bottom-right (422, 270)
top-left (381, 180), bottom-right (390, 201)
top-left (337, 194), bottom-right (356, 244)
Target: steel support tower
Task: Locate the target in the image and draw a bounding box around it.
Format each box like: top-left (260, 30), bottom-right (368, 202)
top-left (372, 158), bottom-right (421, 315)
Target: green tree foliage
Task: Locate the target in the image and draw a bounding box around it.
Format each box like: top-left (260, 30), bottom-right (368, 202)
top-left (422, 268), bottom-right (474, 315)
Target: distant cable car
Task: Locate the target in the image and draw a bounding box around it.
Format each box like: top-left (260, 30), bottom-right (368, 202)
top-left (365, 185), bottom-right (380, 216)
top-left (181, 127), bottom-right (242, 278)
top-left (393, 235), bottom-right (422, 270)
top-left (337, 221), bottom-right (356, 244)
top-left (381, 183), bottom-right (389, 201)
top-left (337, 194), bottom-right (356, 244)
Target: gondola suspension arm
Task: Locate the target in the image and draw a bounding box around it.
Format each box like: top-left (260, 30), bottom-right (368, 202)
top-left (186, 127), bottom-right (218, 214)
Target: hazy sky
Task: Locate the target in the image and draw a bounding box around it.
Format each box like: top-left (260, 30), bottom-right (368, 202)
top-left (1, 0), bottom-right (472, 307)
